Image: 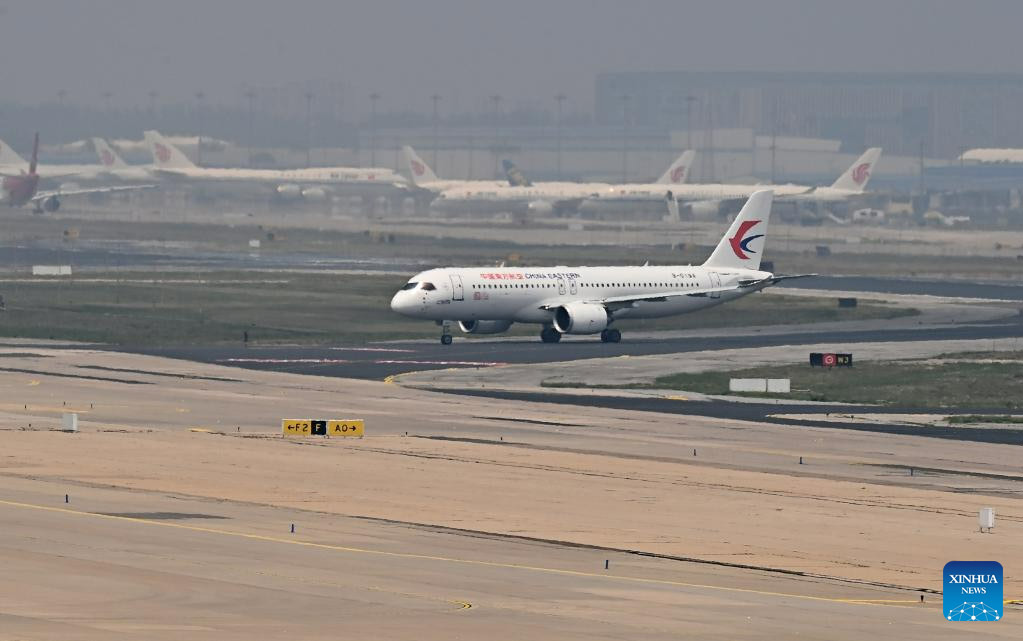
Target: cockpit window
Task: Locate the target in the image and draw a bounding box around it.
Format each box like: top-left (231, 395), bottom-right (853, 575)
top-left (421, 282), bottom-right (437, 291)
top-left (400, 282), bottom-right (418, 290)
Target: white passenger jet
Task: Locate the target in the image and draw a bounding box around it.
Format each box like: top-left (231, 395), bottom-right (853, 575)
top-left (91, 138), bottom-right (155, 182)
top-left (392, 190), bottom-right (806, 344)
top-left (585, 148), bottom-right (883, 217)
top-left (144, 130), bottom-right (406, 201)
top-left (2, 134), bottom-right (154, 212)
top-left (402, 145), bottom-right (519, 196)
top-left (0, 136), bottom-right (126, 181)
top-left (430, 151), bottom-right (696, 216)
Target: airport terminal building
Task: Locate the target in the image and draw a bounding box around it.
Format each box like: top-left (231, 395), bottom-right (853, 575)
top-left (595, 71), bottom-right (1023, 158)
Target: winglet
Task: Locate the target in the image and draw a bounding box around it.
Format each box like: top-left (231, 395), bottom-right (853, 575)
top-left (92, 138), bottom-right (128, 168)
top-left (144, 130), bottom-right (197, 169)
top-left (703, 190), bottom-right (773, 270)
top-left (29, 133), bottom-right (39, 175)
top-left (655, 150), bottom-right (695, 184)
top-left (402, 145), bottom-right (439, 185)
top-left (830, 147), bottom-right (882, 192)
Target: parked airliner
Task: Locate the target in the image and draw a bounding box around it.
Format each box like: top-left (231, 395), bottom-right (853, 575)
top-left (430, 151), bottom-right (695, 216)
top-left (2, 134), bottom-right (154, 212)
top-left (144, 130), bottom-right (406, 201)
top-left (585, 148), bottom-right (883, 217)
top-left (391, 190), bottom-right (806, 344)
top-left (402, 145), bottom-right (520, 196)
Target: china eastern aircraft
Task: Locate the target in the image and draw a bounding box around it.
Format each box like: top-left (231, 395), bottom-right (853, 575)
top-left (144, 130), bottom-right (407, 201)
top-left (392, 190), bottom-right (807, 344)
top-left (1, 134), bottom-right (155, 212)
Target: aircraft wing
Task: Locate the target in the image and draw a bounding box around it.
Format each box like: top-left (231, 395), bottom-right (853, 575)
top-left (539, 283), bottom-right (742, 312)
top-left (31, 183), bottom-right (157, 205)
top-left (540, 274), bottom-right (816, 312)
top-left (753, 273), bottom-right (817, 286)
top-left (597, 284), bottom-right (745, 309)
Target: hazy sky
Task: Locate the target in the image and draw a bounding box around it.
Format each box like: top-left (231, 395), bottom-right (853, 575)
top-left (3, 0), bottom-right (1021, 114)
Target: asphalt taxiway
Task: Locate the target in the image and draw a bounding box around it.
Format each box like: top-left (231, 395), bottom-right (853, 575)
top-left (1, 477), bottom-right (1000, 641)
top-left (130, 317), bottom-right (1023, 381)
top-left (0, 346), bottom-right (1019, 639)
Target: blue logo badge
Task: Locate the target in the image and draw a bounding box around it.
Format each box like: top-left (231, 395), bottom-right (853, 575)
top-left (944, 561), bottom-right (1003, 621)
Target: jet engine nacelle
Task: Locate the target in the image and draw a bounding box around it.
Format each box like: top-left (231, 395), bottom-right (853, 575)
top-left (527, 199), bottom-right (553, 215)
top-left (42, 196), bottom-right (61, 212)
top-left (553, 302), bottom-right (609, 334)
top-left (458, 320), bottom-right (513, 335)
top-left (301, 187), bottom-right (329, 202)
top-left (275, 183), bottom-right (302, 199)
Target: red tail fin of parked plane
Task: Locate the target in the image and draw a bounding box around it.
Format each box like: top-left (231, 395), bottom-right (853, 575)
top-left (28, 133), bottom-right (39, 176)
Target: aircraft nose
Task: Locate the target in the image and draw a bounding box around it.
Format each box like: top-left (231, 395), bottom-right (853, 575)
top-left (390, 291), bottom-right (409, 315)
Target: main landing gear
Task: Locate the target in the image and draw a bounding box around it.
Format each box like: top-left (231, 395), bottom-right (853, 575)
top-left (600, 328), bottom-right (621, 343)
top-left (540, 326), bottom-right (562, 343)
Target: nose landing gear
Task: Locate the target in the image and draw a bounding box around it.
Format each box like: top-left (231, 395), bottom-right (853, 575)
top-left (439, 320), bottom-right (453, 345)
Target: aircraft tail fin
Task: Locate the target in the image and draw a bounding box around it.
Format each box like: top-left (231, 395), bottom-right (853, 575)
top-left (655, 150), bottom-right (695, 184)
top-left (502, 159), bottom-right (532, 186)
top-left (144, 130), bottom-right (196, 169)
top-left (402, 145), bottom-right (439, 185)
top-left (830, 147), bottom-right (882, 192)
top-left (0, 137), bottom-right (27, 166)
top-left (29, 133), bottom-right (39, 175)
top-left (92, 138), bottom-right (128, 168)
top-left (703, 190), bottom-right (773, 270)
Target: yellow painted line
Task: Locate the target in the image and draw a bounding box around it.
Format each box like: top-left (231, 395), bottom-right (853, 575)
top-left (188, 428), bottom-right (215, 433)
top-left (27, 380), bottom-right (40, 387)
top-left (664, 395), bottom-right (689, 401)
top-left (0, 497), bottom-right (923, 608)
top-left (383, 375), bottom-right (396, 384)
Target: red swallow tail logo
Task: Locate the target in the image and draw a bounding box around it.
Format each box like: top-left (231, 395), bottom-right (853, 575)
top-left (154, 143), bottom-right (172, 163)
top-left (410, 160), bottom-right (425, 176)
top-left (670, 165), bottom-right (686, 183)
top-left (728, 220), bottom-right (764, 259)
top-left (851, 162), bottom-right (870, 186)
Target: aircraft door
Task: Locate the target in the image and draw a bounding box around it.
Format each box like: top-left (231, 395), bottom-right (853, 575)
top-left (569, 278), bottom-right (577, 295)
top-left (450, 274), bottom-right (464, 301)
top-left (557, 277), bottom-right (566, 295)
top-left (710, 272), bottom-right (722, 299)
